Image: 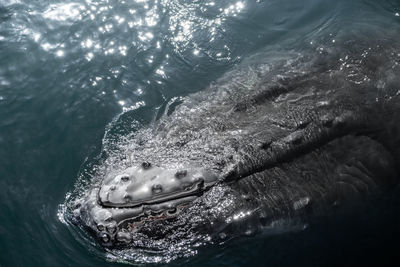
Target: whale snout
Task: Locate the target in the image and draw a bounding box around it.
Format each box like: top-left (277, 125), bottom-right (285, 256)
top-left (99, 163), bottom-right (218, 208)
top-left (74, 162), bottom-right (219, 245)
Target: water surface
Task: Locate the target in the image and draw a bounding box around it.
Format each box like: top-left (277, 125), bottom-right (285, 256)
top-left (0, 0), bottom-right (400, 266)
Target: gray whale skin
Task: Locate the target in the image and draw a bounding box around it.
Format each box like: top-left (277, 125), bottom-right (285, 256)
top-left (70, 43), bottom-right (400, 251)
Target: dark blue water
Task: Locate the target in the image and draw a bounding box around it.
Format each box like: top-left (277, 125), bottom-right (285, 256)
top-left (1, 0), bottom-right (400, 266)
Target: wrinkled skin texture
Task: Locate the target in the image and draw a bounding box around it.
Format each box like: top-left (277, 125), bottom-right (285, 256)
top-left (68, 40), bottom-right (400, 262)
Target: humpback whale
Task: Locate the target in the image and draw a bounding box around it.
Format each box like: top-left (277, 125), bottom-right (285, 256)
top-left (67, 39), bottom-right (400, 259)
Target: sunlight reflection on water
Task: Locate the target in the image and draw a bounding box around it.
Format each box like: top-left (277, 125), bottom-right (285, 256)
top-left (26, 0), bottom-right (248, 109)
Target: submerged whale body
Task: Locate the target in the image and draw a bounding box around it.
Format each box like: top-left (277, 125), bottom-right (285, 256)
top-left (68, 39), bottom-right (400, 261)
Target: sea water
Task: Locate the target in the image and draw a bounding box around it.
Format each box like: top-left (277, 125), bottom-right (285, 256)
top-left (0, 0), bottom-right (400, 266)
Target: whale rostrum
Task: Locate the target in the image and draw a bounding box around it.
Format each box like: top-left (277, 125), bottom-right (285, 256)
top-left (99, 165), bottom-right (217, 208)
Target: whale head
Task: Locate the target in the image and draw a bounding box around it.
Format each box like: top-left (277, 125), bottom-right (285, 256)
top-left (68, 44), bottom-right (400, 257)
